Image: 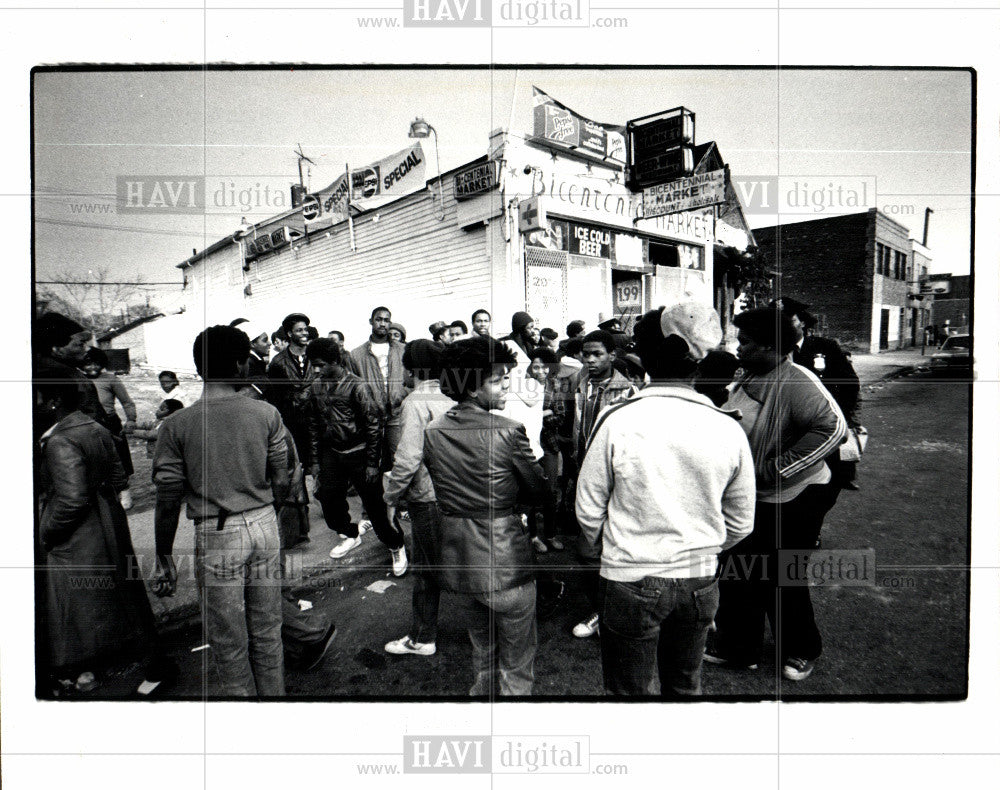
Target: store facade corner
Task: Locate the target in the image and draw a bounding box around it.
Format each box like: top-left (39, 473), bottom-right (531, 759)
top-left (174, 127), bottom-right (755, 348)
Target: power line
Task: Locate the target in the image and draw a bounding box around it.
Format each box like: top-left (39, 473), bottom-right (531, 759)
top-left (37, 280), bottom-right (183, 286)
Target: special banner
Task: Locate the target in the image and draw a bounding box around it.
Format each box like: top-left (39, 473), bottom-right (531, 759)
top-left (301, 142), bottom-right (426, 228)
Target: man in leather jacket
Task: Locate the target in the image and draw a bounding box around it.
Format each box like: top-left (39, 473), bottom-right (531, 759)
top-left (305, 339), bottom-right (407, 572)
top-left (422, 336), bottom-right (549, 695)
top-left (266, 313), bottom-right (315, 469)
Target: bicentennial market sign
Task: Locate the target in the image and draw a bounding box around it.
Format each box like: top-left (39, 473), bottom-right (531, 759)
top-left (453, 161), bottom-right (500, 200)
top-left (643, 169), bottom-right (727, 218)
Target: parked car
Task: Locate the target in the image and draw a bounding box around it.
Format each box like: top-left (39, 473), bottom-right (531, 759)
top-left (929, 334), bottom-right (972, 377)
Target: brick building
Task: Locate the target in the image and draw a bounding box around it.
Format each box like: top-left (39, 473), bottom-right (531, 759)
top-left (754, 209), bottom-right (931, 353)
top-left (929, 274), bottom-right (970, 333)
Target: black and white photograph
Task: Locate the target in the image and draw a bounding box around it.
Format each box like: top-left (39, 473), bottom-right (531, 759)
top-left (4, 4), bottom-right (999, 789)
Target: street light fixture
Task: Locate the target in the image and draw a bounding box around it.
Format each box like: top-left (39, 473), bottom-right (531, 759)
top-left (408, 117), bottom-right (444, 219)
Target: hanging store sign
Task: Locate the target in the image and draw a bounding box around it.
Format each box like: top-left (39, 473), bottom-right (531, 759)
top-left (453, 160), bottom-right (500, 201)
top-left (626, 107), bottom-right (696, 191)
top-left (643, 168), bottom-right (727, 218)
top-left (632, 146), bottom-right (694, 190)
top-left (530, 87), bottom-right (626, 165)
top-left (518, 196), bottom-right (547, 232)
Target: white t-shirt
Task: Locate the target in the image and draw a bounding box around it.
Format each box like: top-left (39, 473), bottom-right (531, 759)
top-left (370, 341), bottom-right (391, 383)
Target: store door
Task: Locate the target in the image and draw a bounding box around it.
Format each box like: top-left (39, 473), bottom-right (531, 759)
top-left (879, 308), bottom-right (890, 350)
top-left (612, 271), bottom-right (644, 335)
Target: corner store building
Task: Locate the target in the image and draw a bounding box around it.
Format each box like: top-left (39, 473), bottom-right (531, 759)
top-left (177, 129), bottom-right (753, 343)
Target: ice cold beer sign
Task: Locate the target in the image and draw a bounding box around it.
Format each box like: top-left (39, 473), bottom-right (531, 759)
top-left (570, 224), bottom-right (612, 258)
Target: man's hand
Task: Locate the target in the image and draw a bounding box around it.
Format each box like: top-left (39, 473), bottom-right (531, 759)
top-left (386, 504), bottom-right (397, 528)
top-left (123, 420), bottom-right (137, 435)
top-left (365, 465), bottom-right (380, 484)
top-left (152, 554), bottom-right (177, 597)
top-left (308, 465), bottom-right (320, 480)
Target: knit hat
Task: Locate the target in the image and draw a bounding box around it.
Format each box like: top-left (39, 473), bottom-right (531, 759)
top-left (389, 322), bottom-right (407, 342)
top-left (511, 311), bottom-right (533, 334)
top-left (658, 301), bottom-right (723, 361)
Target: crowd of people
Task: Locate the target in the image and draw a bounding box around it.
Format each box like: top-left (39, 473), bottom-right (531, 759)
top-left (32, 294), bottom-right (863, 698)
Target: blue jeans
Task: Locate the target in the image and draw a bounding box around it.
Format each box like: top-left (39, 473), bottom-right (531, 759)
top-left (454, 581), bottom-right (537, 696)
top-left (599, 575), bottom-right (719, 697)
top-left (194, 505), bottom-right (284, 697)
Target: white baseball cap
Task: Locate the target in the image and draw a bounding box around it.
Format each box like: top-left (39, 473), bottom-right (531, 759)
top-left (239, 321), bottom-right (270, 344)
top-left (658, 301), bottom-right (723, 361)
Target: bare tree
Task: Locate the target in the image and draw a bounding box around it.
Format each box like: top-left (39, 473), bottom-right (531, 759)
top-left (38, 266), bottom-right (147, 333)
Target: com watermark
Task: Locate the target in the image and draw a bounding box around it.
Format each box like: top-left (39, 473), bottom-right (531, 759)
top-left (731, 175), bottom-right (877, 216)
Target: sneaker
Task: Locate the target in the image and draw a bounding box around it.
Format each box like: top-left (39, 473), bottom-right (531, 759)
top-left (782, 657), bottom-right (816, 681)
top-left (391, 546), bottom-right (408, 577)
top-left (572, 613), bottom-right (600, 638)
top-left (357, 519), bottom-right (372, 536)
top-left (329, 535), bottom-right (362, 559)
top-left (531, 536), bottom-right (548, 553)
top-left (119, 489), bottom-right (133, 511)
top-left (702, 649), bottom-right (758, 670)
top-left (548, 537), bottom-right (565, 551)
top-left (384, 636), bottom-right (436, 656)
top-left (300, 624), bottom-right (338, 671)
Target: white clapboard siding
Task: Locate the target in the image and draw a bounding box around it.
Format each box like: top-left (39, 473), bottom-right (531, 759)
top-left (183, 178), bottom-right (502, 340)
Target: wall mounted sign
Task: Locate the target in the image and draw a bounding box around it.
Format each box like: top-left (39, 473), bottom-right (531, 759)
top-left (643, 168), bottom-right (727, 218)
top-left (453, 160), bottom-right (500, 201)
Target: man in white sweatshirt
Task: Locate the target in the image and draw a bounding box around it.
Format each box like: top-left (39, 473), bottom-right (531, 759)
top-left (575, 302), bottom-right (756, 697)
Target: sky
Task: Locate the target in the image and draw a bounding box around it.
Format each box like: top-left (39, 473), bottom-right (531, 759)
top-left (32, 67), bottom-right (972, 313)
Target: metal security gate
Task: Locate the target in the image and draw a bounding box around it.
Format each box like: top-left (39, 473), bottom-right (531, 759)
top-left (525, 246), bottom-right (570, 331)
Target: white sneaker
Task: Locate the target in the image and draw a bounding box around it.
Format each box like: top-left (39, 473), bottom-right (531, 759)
top-left (572, 613), bottom-right (600, 638)
top-left (391, 546), bottom-right (408, 577)
top-left (119, 489), bottom-right (133, 510)
top-left (329, 535), bottom-right (362, 559)
top-left (358, 519), bottom-right (372, 536)
top-left (384, 636), bottom-right (436, 656)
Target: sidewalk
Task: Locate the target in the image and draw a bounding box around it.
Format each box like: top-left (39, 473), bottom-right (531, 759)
top-left (128, 495), bottom-right (406, 631)
top-left (850, 347), bottom-right (931, 384)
